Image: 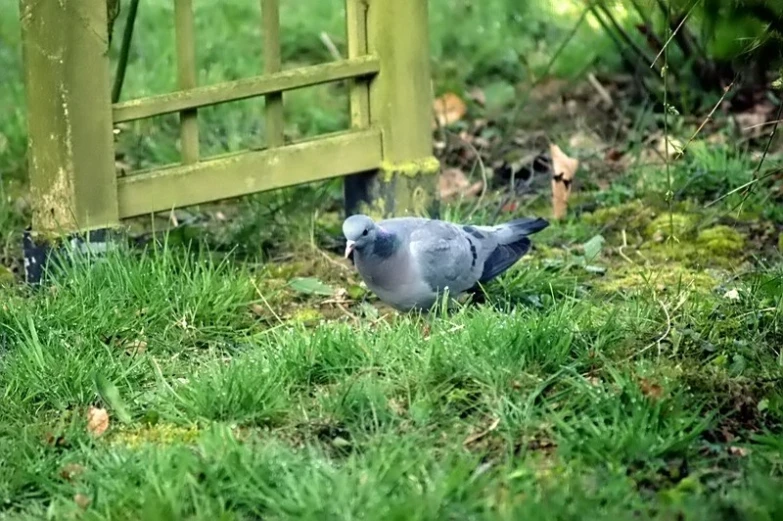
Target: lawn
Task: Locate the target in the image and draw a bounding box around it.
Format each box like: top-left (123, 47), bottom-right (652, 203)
top-left (2, 0), bottom-right (783, 520)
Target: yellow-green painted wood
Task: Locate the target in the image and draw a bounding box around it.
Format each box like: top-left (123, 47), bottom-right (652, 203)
top-left (174, 0), bottom-right (199, 163)
top-left (117, 129), bottom-right (383, 218)
top-left (361, 0), bottom-right (440, 217)
top-left (112, 56), bottom-right (380, 123)
top-left (19, 0), bottom-right (119, 234)
top-left (368, 0), bottom-right (435, 165)
top-left (345, 0), bottom-right (370, 128)
top-left (262, 0), bottom-right (285, 147)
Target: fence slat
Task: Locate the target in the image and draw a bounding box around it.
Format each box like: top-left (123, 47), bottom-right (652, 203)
top-left (117, 129), bottom-right (382, 218)
top-left (112, 56), bottom-right (379, 123)
top-left (174, 0), bottom-right (199, 164)
top-left (262, 0), bottom-right (285, 147)
top-left (19, 0), bottom-right (119, 233)
top-left (345, 0), bottom-right (370, 128)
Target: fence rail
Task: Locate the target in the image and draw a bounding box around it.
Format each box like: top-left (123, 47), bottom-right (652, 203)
top-left (19, 0), bottom-right (439, 239)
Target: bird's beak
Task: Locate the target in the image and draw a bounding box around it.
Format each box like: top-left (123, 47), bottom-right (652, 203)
top-left (344, 240), bottom-right (356, 259)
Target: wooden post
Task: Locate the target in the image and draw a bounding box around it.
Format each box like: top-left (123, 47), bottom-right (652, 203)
top-left (262, 0), bottom-right (285, 147)
top-left (174, 0), bottom-right (199, 164)
top-left (345, 0), bottom-right (440, 219)
top-left (19, 0), bottom-right (119, 235)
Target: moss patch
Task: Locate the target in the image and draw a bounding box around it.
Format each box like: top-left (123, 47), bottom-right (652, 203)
top-left (583, 200), bottom-right (656, 234)
top-left (594, 263), bottom-right (723, 295)
top-left (109, 424), bottom-right (201, 448)
top-left (696, 225), bottom-right (745, 257)
top-left (644, 213), bottom-right (699, 241)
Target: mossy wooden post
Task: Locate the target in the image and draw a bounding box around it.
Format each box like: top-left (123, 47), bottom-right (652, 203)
top-left (19, 0), bottom-right (119, 281)
top-left (346, 0), bottom-right (439, 219)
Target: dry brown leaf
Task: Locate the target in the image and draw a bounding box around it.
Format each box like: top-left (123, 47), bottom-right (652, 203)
top-left (439, 168), bottom-right (482, 200)
top-left (549, 143), bottom-right (579, 220)
top-left (728, 446), bottom-right (750, 457)
top-left (60, 464), bottom-right (85, 482)
top-left (86, 406), bottom-right (109, 437)
top-left (433, 92), bottom-right (467, 128)
top-left (74, 493), bottom-right (91, 509)
top-left (639, 378), bottom-right (663, 400)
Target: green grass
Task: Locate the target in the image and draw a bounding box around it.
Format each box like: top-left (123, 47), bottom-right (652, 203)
top-left (0, 172), bottom-right (782, 519)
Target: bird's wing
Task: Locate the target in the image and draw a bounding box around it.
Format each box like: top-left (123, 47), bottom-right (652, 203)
top-left (407, 220), bottom-right (488, 293)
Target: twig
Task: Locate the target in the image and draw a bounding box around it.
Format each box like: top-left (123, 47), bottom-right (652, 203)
top-left (617, 229), bottom-right (635, 264)
top-left (250, 278), bottom-right (284, 325)
top-left (111, 0), bottom-right (140, 103)
top-left (463, 417), bottom-right (500, 446)
top-left (708, 99), bottom-right (783, 209)
top-left (496, 6), bottom-right (590, 154)
top-left (455, 132), bottom-right (488, 219)
top-left (319, 32), bottom-right (342, 61)
top-left (679, 77), bottom-right (737, 154)
top-left (625, 297), bottom-right (672, 361)
top-left (594, 2), bottom-right (661, 74)
top-left (587, 72), bottom-right (613, 107)
top-left (650, 2), bottom-right (696, 69)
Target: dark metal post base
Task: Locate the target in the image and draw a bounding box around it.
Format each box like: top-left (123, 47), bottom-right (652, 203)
top-left (22, 228), bottom-right (118, 285)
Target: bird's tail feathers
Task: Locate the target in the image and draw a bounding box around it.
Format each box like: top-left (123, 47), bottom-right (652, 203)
top-left (478, 237), bottom-right (532, 283)
top-left (493, 217), bottom-right (548, 244)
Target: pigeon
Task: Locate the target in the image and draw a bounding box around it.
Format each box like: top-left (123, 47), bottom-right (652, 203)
top-left (342, 213), bottom-right (549, 311)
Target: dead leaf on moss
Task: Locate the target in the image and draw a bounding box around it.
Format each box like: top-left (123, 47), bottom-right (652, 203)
top-left (86, 406), bottom-right (109, 437)
top-left (433, 92), bottom-right (467, 128)
top-left (549, 143), bottom-right (579, 220)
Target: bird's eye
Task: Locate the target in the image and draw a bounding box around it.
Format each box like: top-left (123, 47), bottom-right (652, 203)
top-left (362, 229), bottom-right (369, 236)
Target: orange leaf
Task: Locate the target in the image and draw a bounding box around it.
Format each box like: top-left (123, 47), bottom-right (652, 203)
top-left (549, 144), bottom-right (579, 220)
top-left (433, 92), bottom-right (467, 128)
top-left (86, 406), bottom-right (109, 437)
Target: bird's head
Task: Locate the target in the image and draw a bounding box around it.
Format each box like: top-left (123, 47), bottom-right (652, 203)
top-left (342, 214), bottom-right (378, 258)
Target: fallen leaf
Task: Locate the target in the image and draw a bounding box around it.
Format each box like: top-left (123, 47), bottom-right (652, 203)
top-left (433, 92), bottom-right (467, 128)
top-left (549, 143), bottom-right (579, 220)
top-left (60, 464), bottom-right (85, 482)
top-left (467, 87), bottom-right (486, 106)
top-left (463, 417), bottom-right (500, 446)
top-left (439, 168), bottom-right (483, 200)
top-left (728, 446), bottom-right (750, 457)
top-left (74, 493), bottom-right (91, 509)
top-left (501, 200), bottom-right (519, 213)
top-left (582, 234), bottom-right (605, 262)
top-left (568, 130), bottom-right (604, 153)
top-left (288, 276), bottom-right (334, 296)
top-left (86, 406), bottom-right (109, 437)
top-left (250, 303), bottom-right (267, 317)
top-left (655, 136), bottom-right (684, 159)
top-left (639, 378), bottom-right (664, 400)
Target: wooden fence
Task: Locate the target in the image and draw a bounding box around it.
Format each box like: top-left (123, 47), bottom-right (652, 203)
top-left (18, 0), bottom-right (439, 238)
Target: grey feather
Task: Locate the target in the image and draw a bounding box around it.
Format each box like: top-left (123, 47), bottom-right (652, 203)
top-left (342, 214), bottom-right (548, 311)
